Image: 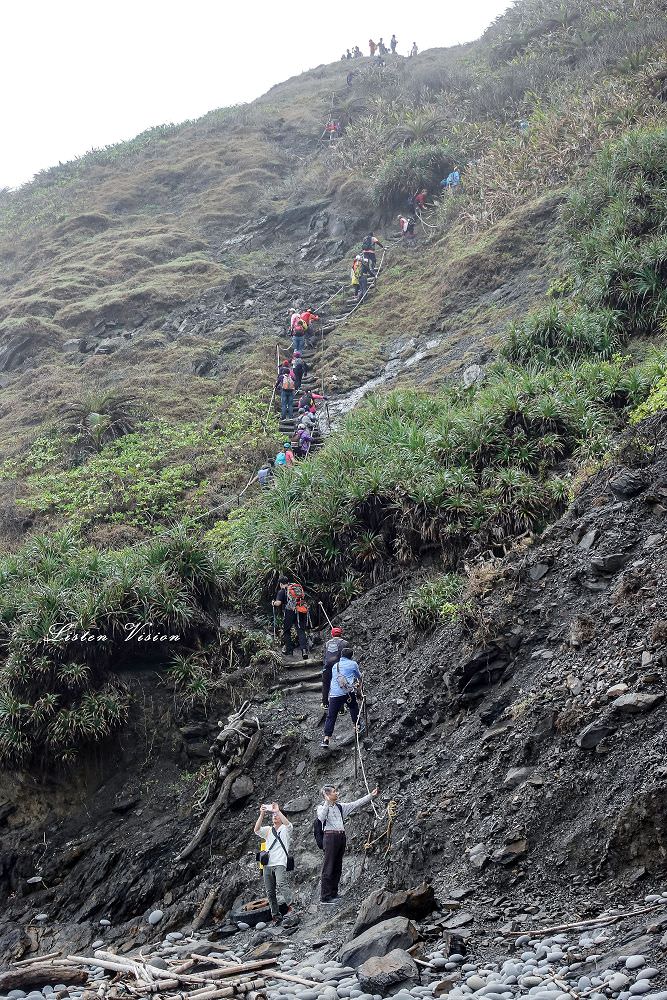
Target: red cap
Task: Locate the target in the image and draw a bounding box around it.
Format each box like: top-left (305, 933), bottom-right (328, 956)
top-left (331, 627), bottom-right (342, 637)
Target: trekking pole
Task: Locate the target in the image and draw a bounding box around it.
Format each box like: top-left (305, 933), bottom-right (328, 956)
top-left (317, 601), bottom-right (334, 630)
top-left (237, 471), bottom-right (257, 505)
top-left (272, 605), bottom-right (277, 641)
top-left (263, 344), bottom-right (282, 428)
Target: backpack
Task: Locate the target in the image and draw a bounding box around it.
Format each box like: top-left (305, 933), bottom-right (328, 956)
top-left (313, 803), bottom-right (343, 849)
top-left (333, 660), bottom-right (354, 693)
top-left (282, 373), bottom-right (295, 391)
top-left (362, 235), bottom-right (374, 251)
top-left (286, 582), bottom-right (308, 613)
top-left (323, 637), bottom-right (344, 667)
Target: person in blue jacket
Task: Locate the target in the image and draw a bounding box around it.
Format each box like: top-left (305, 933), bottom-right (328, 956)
top-left (441, 167), bottom-right (461, 192)
top-left (320, 645), bottom-right (363, 748)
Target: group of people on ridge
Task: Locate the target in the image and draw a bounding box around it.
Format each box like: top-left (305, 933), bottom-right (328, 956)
top-left (256, 576), bottom-right (378, 917)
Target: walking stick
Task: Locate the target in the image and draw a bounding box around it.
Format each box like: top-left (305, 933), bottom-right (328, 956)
top-left (360, 679), bottom-right (370, 733)
top-left (318, 601), bottom-right (334, 630)
top-left (272, 605), bottom-right (277, 641)
top-left (263, 344), bottom-right (282, 429)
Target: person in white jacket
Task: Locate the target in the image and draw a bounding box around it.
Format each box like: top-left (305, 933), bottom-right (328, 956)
top-left (254, 802), bottom-right (293, 923)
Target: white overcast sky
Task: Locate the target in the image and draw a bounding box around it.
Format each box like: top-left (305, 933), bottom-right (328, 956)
top-left (1, 0), bottom-right (512, 190)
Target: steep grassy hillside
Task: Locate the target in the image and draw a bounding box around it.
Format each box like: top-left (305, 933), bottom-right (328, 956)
top-left (0, 0), bottom-right (667, 766)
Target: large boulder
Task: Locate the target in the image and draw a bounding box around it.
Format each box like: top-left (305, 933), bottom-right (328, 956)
top-left (357, 949), bottom-right (419, 995)
top-left (339, 916), bottom-right (419, 968)
top-left (353, 883), bottom-right (436, 936)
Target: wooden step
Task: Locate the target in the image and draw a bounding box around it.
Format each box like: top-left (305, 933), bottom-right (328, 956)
top-left (280, 681), bottom-right (322, 694)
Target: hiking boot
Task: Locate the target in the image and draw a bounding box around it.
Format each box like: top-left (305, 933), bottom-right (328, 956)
top-left (320, 738), bottom-right (330, 749)
top-left (320, 703), bottom-right (328, 711)
top-left (302, 650), bottom-right (309, 660)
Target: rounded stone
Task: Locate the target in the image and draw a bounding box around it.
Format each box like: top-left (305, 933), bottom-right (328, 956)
top-left (642, 970), bottom-right (659, 980)
top-left (256, 921), bottom-right (267, 930)
top-left (625, 958), bottom-right (645, 972)
top-left (466, 976), bottom-right (486, 990)
top-left (33, 914), bottom-right (48, 922)
top-left (8, 992), bottom-right (27, 999)
top-left (148, 909), bottom-right (163, 925)
top-left (610, 976), bottom-right (630, 991)
top-left (629, 983), bottom-right (653, 996)
top-left (99, 919), bottom-right (111, 927)
top-left (237, 921), bottom-right (250, 930)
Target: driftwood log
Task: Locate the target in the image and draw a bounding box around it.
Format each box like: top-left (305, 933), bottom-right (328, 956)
top-left (0, 966), bottom-right (87, 991)
top-left (175, 728), bottom-right (262, 862)
top-left (191, 887), bottom-right (218, 932)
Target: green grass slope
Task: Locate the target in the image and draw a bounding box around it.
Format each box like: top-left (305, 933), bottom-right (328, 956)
top-left (1, 0), bottom-right (667, 763)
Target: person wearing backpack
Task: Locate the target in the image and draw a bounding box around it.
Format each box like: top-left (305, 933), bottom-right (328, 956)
top-left (315, 784), bottom-right (379, 903)
top-left (253, 802), bottom-right (294, 924)
top-left (273, 575), bottom-right (309, 659)
top-left (351, 255), bottom-right (367, 300)
top-left (290, 310), bottom-right (307, 353)
top-left (256, 460), bottom-right (274, 488)
top-left (320, 645), bottom-right (363, 748)
top-left (292, 351), bottom-right (308, 391)
top-left (298, 388), bottom-right (325, 413)
top-left (296, 426), bottom-right (313, 457)
top-left (398, 215), bottom-right (416, 239)
top-left (361, 232), bottom-right (384, 275)
top-left (276, 364), bottom-right (295, 419)
top-left (321, 627), bottom-right (346, 709)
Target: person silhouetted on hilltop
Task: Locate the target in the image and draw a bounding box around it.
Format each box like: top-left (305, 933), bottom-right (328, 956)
top-left (378, 38), bottom-right (388, 55)
top-left (273, 575), bottom-right (309, 659)
top-left (410, 42), bottom-right (418, 57)
top-left (346, 49), bottom-right (352, 60)
top-left (369, 38), bottom-right (377, 56)
top-left (390, 34), bottom-right (398, 54)
top-left (353, 46), bottom-right (362, 58)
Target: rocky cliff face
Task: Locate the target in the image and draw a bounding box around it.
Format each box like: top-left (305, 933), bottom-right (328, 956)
top-left (3, 416), bottom-right (667, 967)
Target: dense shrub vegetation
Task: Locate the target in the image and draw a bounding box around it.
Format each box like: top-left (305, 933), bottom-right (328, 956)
top-left (0, 529), bottom-right (223, 765)
top-left (1, 393), bottom-right (271, 536)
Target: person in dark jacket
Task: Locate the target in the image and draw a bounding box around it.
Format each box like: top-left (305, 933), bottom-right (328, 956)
top-left (321, 627), bottom-right (346, 708)
top-left (292, 351), bottom-right (308, 391)
top-left (273, 575), bottom-right (309, 659)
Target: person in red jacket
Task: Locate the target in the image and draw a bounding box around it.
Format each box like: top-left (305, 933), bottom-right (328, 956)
top-left (414, 189), bottom-right (427, 210)
top-left (300, 308), bottom-right (320, 331)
